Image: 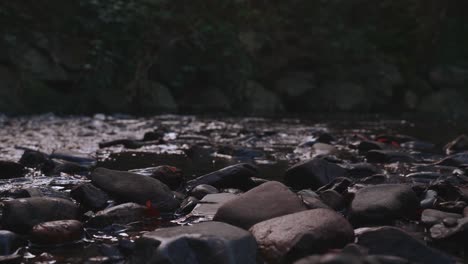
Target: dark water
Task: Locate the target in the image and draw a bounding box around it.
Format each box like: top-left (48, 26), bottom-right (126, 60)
top-left (1, 114), bottom-right (468, 263)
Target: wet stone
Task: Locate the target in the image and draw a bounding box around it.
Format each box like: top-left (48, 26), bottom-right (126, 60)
top-left (405, 172), bottom-right (444, 184)
top-left (420, 190), bottom-right (438, 209)
top-left (250, 209), bottom-right (355, 263)
top-left (1, 197), bottom-right (79, 233)
top-left (189, 184), bottom-right (219, 200)
top-left (31, 220), bottom-right (84, 244)
top-left (350, 184), bottom-right (420, 226)
top-left (444, 135), bottom-right (468, 155)
top-left (176, 196), bottom-right (199, 215)
top-left (214, 181), bottom-right (307, 229)
top-left (0, 161), bottom-right (25, 179)
top-left (437, 201), bottom-right (467, 214)
top-left (86, 203), bottom-right (146, 228)
top-left (293, 254), bottom-right (410, 264)
top-left (359, 174), bottom-right (387, 184)
top-left (343, 163), bottom-right (380, 178)
top-left (421, 209), bottom-right (463, 227)
top-left (0, 254), bottom-right (22, 263)
top-left (16, 187), bottom-right (70, 200)
top-left (91, 168), bottom-right (179, 212)
top-left (130, 165), bottom-right (184, 190)
top-left (319, 189), bottom-right (344, 210)
top-left (356, 226), bottom-right (454, 264)
top-left (191, 193), bottom-right (238, 218)
top-left (0, 230), bottom-right (26, 255)
top-left (184, 163), bottom-right (258, 192)
top-left (429, 217), bottom-right (468, 240)
top-left (401, 140), bottom-right (435, 151)
top-left (51, 160), bottom-right (90, 175)
top-left (50, 149), bottom-right (95, 165)
top-left (317, 177), bottom-right (352, 193)
top-left (310, 143), bottom-right (339, 157)
top-left (129, 221), bottom-right (257, 264)
top-left (150, 165), bottom-right (184, 190)
top-left (366, 150), bottom-right (415, 163)
top-left (70, 183), bottom-right (109, 211)
top-left (284, 158), bottom-right (347, 190)
top-left (297, 190), bottom-right (330, 210)
top-left (357, 140), bottom-right (389, 153)
top-left (18, 150), bottom-right (54, 173)
top-left (443, 217), bottom-right (458, 227)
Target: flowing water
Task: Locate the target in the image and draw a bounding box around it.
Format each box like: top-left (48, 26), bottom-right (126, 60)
top-left (0, 113), bottom-right (467, 263)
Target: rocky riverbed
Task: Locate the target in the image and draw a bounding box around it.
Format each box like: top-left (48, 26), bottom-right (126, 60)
top-left (1, 114), bottom-right (468, 263)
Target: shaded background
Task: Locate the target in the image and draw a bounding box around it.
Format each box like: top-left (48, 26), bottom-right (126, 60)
top-left (1, 0), bottom-right (467, 117)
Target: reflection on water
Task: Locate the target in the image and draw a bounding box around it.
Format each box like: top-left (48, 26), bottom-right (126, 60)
top-left (1, 114), bottom-right (468, 262)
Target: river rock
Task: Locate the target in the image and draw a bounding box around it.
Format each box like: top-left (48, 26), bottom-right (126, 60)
top-left (31, 220), bottom-right (83, 244)
top-left (128, 221), bottom-right (257, 264)
top-left (70, 183), bottom-right (109, 211)
top-left (357, 140), bottom-right (389, 153)
top-left (18, 150), bottom-right (54, 173)
top-left (284, 158), bottom-right (347, 190)
top-left (130, 165), bottom-right (184, 190)
top-left (51, 160), bottom-right (90, 175)
top-left (0, 161), bottom-right (26, 179)
top-left (91, 168), bottom-right (179, 211)
top-left (350, 184), bottom-right (420, 226)
top-left (86, 203), bottom-right (146, 228)
top-left (297, 190), bottom-right (330, 209)
top-left (16, 187), bottom-right (70, 200)
top-left (190, 184), bottom-right (219, 200)
top-left (0, 254), bottom-right (22, 263)
top-left (444, 135), bottom-right (468, 155)
top-left (356, 226), bottom-right (454, 264)
top-left (1, 197), bottom-right (79, 233)
top-left (185, 163), bottom-right (258, 192)
top-left (319, 190), bottom-right (344, 210)
top-left (429, 217), bottom-right (468, 240)
top-left (293, 254), bottom-right (410, 264)
top-left (50, 149), bottom-right (95, 165)
top-left (150, 165), bottom-right (184, 190)
top-left (343, 163), bottom-right (380, 178)
top-left (421, 209), bottom-right (463, 227)
top-left (214, 181), bottom-right (307, 229)
top-left (191, 193), bottom-right (238, 218)
top-left (250, 209), bottom-right (354, 263)
top-left (405, 172), bottom-right (444, 184)
top-left (176, 196), bottom-right (199, 215)
top-left (0, 230), bottom-right (26, 255)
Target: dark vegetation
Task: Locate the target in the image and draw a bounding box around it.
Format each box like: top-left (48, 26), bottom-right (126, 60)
top-left (1, 0), bottom-right (468, 116)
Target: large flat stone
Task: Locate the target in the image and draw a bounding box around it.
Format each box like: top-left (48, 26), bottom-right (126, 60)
top-left (129, 221), bottom-right (257, 264)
